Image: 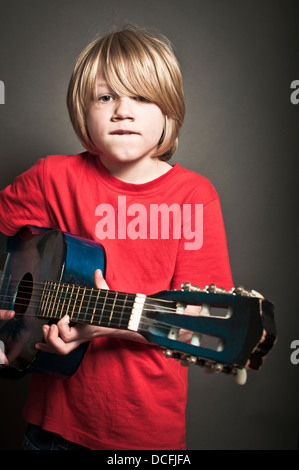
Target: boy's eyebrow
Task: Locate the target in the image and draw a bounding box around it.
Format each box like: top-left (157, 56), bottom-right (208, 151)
top-left (96, 81), bottom-right (111, 89)
top-left (97, 82), bottom-right (107, 87)
top-left (95, 82), bottom-right (117, 95)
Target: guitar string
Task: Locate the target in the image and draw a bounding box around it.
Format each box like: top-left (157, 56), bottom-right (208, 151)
top-left (0, 290), bottom-right (203, 337)
top-left (0, 290), bottom-right (180, 314)
top-left (0, 309), bottom-right (196, 343)
top-left (0, 276), bottom-right (183, 307)
top-left (0, 293), bottom-right (193, 323)
top-left (1, 316), bottom-right (195, 343)
top-left (1, 315), bottom-right (189, 339)
top-left (0, 296), bottom-right (197, 334)
top-left (0, 276), bottom-right (208, 336)
top-left (0, 276), bottom-right (196, 322)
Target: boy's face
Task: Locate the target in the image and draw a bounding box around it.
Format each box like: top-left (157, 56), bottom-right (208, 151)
top-left (86, 74), bottom-right (165, 168)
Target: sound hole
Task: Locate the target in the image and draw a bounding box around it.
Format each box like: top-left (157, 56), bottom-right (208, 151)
top-left (14, 272), bottom-right (33, 317)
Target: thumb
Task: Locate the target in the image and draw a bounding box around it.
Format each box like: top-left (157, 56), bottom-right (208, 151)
top-left (93, 269), bottom-right (109, 290)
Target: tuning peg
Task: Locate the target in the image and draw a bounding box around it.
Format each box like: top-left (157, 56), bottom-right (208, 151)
top-left (233, 368), bottom-right (247, 385)
top-left (163, 349), bottom-right (174, 359)
top-left (180, 355), bottom-right (197, 367)
top-left (233, 286), bottom-right (263, 299)
top-left (203, 361), bottom-right (223, 374)
top-left (181, 282), bottom-right (200, 292)
top-left (206, 284), bottom-right (229, 294)
top-left (163, 349), bottom-right (183, 361)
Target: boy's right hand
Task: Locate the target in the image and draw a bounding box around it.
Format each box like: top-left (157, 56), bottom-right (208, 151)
top-left (0, 310), bottom-right (15, 365)
top-left (0, 310), bottom-right (15, 321)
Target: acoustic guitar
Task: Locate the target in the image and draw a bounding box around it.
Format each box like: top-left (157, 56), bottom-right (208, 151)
top-left (0, 226), bottom-right (276, 384)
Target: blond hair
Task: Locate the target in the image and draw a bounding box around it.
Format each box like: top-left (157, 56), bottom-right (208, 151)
top-left (67, 27), bottom-right (185, 160)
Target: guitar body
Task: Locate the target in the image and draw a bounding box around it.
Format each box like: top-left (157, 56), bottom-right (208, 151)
top-left (0, 226), bottom-right (106, 378)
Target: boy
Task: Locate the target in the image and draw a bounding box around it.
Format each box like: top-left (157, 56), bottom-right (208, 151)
top-left (0, 27), bottom-right (232, 449)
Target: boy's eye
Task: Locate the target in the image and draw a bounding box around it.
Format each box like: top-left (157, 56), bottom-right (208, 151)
top-left (98, 95), bottom-right (114, 102)
top-left (133, 96), bottom-right (149, 102)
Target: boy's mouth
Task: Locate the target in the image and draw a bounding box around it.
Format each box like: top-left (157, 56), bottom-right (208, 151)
top-left (110, 130), bottom-right (139, 135)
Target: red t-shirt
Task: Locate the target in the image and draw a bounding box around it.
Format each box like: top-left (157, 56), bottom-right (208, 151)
top-left (0, 152), bottom-right (233, 449)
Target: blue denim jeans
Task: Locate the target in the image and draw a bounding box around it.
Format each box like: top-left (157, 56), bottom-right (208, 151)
top-left (22, 423), bottom-right (89, 450)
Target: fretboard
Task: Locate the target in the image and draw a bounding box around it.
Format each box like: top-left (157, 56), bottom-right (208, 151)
top-left (38, 280), bottom-right (138, 331)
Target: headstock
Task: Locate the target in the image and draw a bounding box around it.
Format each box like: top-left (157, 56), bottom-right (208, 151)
top-left (143, 283), bottom-right (276, 385)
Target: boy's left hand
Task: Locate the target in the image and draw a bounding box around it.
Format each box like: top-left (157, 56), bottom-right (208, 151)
top-left (35, 269), bottom-right (109, 355)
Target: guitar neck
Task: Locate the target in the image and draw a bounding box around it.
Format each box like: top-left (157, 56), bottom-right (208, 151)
top-left (38, 280), bottom-right (144, 332)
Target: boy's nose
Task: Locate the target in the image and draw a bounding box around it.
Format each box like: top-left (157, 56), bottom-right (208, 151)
top-left (112, 97), bottom-right (134, 120)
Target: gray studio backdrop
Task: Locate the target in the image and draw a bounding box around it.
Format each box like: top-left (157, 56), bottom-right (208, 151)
top-left (0, 0), bottom-right (298, 450)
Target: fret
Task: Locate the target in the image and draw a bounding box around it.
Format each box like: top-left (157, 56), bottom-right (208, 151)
top-left (118, 293), bottom-right (128, 328)
top-left (41, 281), bottom-right (52, 318)
top-left (74, 287), bottom-right (94, 323)
top-left (46, 281), bottom-right (56, 319)
top-left (38, 281), bottom-right (136, 333)
top-left (70, 285), bottom-right (81, 321)
top-left (0, 272), bottom-right (10, 310)
top-left (90, 289), bottom-right (100, 324)
top-left (38, 282), bottom-right (46, 317)
top-left (119, 293), bottom-right (136, 329)
top-left (111, 292), bottom-right (129, 328)
top-left (53, 283), bottom-right (62, 320)
top-left (59, 283), bottom-right (70, 319)
top-left (94, 291), bottom-right (135, 330)
top-left (64, 284), bottom-right (75, 318)
top-left (77, 286), bottom-right (86, 321)
top-left (85, 287), bottom-right (95, 322)
top-left (108, 292), bottom-right (118, 326)
top-left (97, 290), bottom-right (108, 325)
top-left (50, 282), bottom-right (60, 319)
top-left (39, 281), bottom-right (46, 317)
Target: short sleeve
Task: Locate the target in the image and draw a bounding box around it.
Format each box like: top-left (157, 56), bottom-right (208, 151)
top-left (0, 158), bottom-right (52, 235)
top-left (171, 196), bottom-right (233, 291)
